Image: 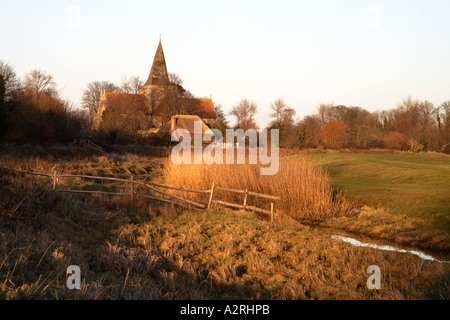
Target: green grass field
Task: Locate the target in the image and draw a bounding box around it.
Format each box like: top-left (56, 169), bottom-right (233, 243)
top-left (289, 152), bottom-right (450, 242)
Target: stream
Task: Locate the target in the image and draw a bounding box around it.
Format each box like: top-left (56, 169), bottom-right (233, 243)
top-left (331, 234), bottom-right (450, 264)
top-left (300, 223), bottom-right (450, 263)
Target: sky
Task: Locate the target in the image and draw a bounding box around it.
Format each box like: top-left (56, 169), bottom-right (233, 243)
top-left (1, 0), bottom-right (450, 128)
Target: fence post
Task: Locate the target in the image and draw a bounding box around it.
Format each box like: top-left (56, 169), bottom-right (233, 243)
top-left (270, 202), bottom-right (274, 223)
top-left (130, 175), bottom-right (134, 202)
top-left (243, 189), bottom-right (248, 209)
top-left (52, 169), bottom-right (57, 191)
top-left (207, 182), bottom-right (215, 209)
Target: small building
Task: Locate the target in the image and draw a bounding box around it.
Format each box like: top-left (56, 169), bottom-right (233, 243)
top-left (159, 115), bottom-right (215, 143)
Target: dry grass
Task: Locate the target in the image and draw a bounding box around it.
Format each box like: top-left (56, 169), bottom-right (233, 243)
top-left (164, 158), bottom-right (350, 221)
top-left (1, 153), bottom-right (448, 300)
top-left (322, 206), bottom-right (450, 252)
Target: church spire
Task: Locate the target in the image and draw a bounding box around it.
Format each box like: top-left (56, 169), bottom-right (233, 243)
top-left (145, 39), bottom-right (169, 86)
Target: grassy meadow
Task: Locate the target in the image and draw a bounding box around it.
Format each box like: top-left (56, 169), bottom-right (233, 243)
top-left (299, 152), bottom-right (450, 219)
top-left (287, 152), bottom-right (450, 250)
top-left (0, 146), bottom-right (449, 299)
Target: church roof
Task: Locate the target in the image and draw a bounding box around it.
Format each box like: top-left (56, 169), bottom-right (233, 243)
top-left (180, 98), bottom-right (217, 119)
top-left (151, 97), bottom-right (217, 119)
top-left (104, 92), bottom-right (147, 107)
top-left (145, 40), bottom-right (169, 86)
top-left (100, 92), bottom-right (148, 115)
top-left (101, 92), bottom-right (217, 122)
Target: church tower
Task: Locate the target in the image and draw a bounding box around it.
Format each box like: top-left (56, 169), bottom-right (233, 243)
top-left (144, 40), bottom-right (169, 86)
top-left (139, 39), bottom-right (173, 123)
top-left (139, 40), bottom-right (170, 97)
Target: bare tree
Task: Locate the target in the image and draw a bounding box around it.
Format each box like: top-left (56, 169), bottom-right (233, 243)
top-left (269, 98), bottom-right (295, 128)
top-left (269, 98), bottom-right (287, 124)
top-left (24, 69), bottom-right (58, 98)
top-left (417, 100), bottom-right (438, 150)
top-left (99, 93), bottom-right (149, 147)
top-left (0, 75), bottom-right (5, 106)
top-left (81, 81), bottom-right (119, 113)
top-left (0, 60), bottom-right (23, 103)
top-left (436, 101), bottom-right (450, 144)
top-left (168, 72), bottom-right (183, 87)
top-left (391, 96), bottom-right (426, 150)
top-left (439, 101), bottom-right (450, 121)
top-left (348, 110), bottom-right (383, 148)
top-left (120, 76), bottom-right (143, 94)
top-left (229, 98), bottom-right (258, 129)
top-left (296, 115), bottom-right (322, 148)
top-left (317, 102), bottom-right (335, 126)
top-left (438, 101), bottom-right (450, 144)
top-left (268, 98), bottom-right (297, 147)
top-left (214, 103), bottom-right (226, 119)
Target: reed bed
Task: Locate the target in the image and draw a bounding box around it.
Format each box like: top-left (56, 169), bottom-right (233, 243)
top-left (164, 157), bottom-right (349, 220)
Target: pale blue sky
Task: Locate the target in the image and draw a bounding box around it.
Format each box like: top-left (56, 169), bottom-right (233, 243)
top-left (1, 0), bottom-right (449, 127)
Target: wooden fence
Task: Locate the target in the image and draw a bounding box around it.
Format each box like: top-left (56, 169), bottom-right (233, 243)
top-left (12, 169), bottom-right (281, 222)
top-left (73, 139), bottom-right (103, 152)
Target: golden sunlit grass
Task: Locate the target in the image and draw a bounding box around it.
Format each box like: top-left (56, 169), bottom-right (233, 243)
top-left (1, 171), bottom-right (448, 299)
top-left (1, 152), bottom-right (449, 300)
top-left (164, 157), bottom-right (350, 221)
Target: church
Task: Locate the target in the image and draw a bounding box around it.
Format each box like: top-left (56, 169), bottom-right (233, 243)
top-left (94, 40), bottom-right (218, 138)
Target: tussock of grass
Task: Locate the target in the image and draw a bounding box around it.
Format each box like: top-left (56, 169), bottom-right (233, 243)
top-left (164, 159), bottom-right (349, 221)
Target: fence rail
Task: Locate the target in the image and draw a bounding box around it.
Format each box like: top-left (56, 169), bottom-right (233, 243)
top-left (142, 181), bottom-right (211, 194)
top-left (214, 186), bottom-right (281, 201)
top-left (73, 139), bottom-right (103, 152)
top-left (135, 181), bottom-right (206, 208)
top-left (14, 169), bottom-right (52, 177)
top-left (10, 168), bottom-right (280, 222)
top-left (59, 190), bottom-right (130, 196)
top-left (58, 174), bottom-right (129, 182)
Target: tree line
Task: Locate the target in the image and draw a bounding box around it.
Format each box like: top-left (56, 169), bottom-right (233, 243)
top-left (228, 97), bottom-right (450, 153)
top-left (0, 60), bottom-right (88, 144)
top-left (1, 59), bottom-right (449, 153)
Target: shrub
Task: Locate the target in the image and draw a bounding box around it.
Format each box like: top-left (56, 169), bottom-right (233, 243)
top-left (385, 131), bottom-right (407, 150)
top-left (441, 144), bottom-right (450, 155)
top-left (321, 121), bottom-right (348, 149)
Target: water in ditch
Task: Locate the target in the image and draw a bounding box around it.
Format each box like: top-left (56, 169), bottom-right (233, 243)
top-left (300, 223), bottom-right (450, 263)
top-left (330, 234), bottom-right (449, 264)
